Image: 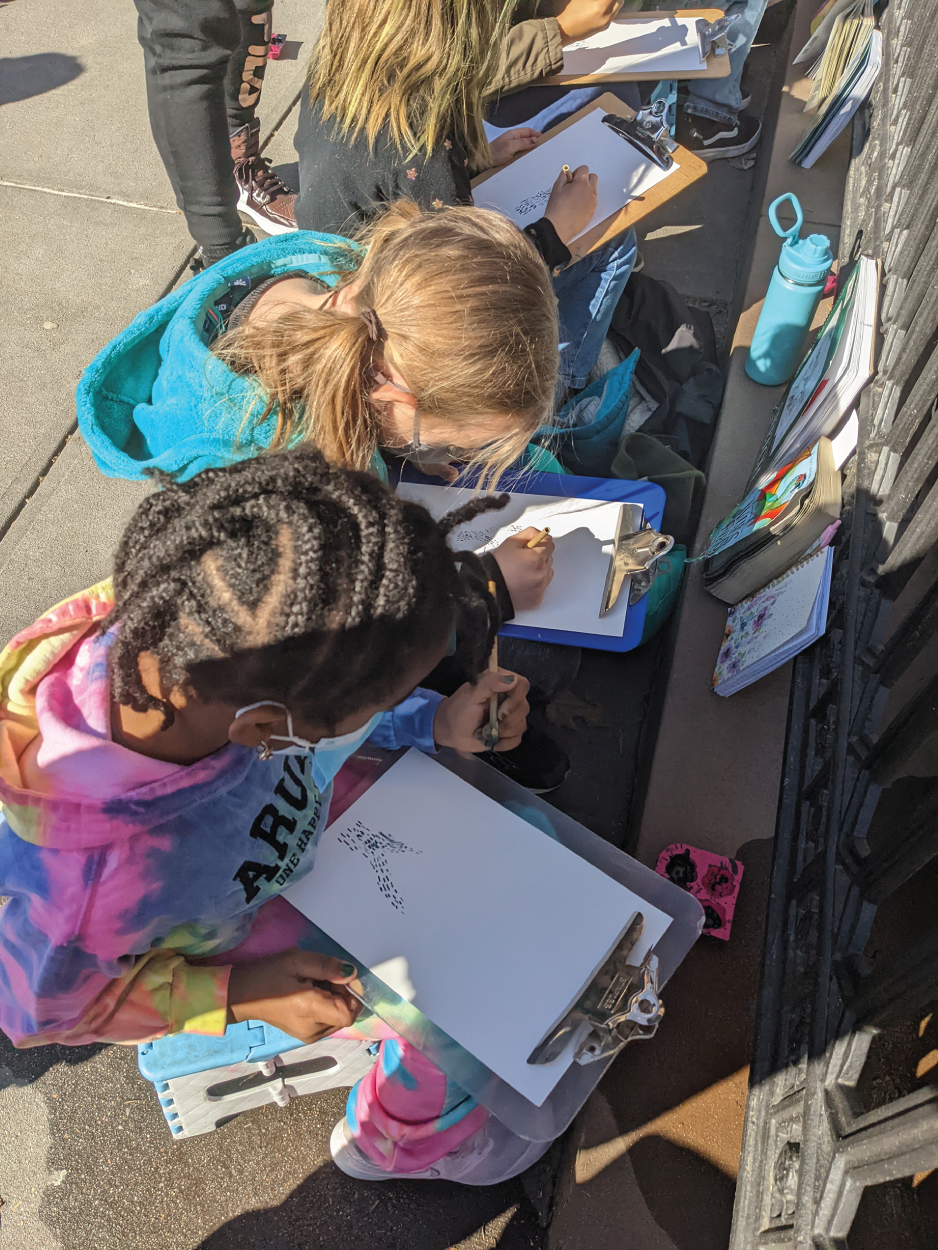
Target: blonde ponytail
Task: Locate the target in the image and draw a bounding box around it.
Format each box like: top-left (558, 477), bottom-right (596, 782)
top-left (215, 202), bottom-right (559, 485)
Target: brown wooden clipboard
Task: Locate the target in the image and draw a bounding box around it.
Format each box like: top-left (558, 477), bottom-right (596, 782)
top-left (471, 93), bottom-right (708, 264)
top-left (545, 10), bottom-right (731, 85)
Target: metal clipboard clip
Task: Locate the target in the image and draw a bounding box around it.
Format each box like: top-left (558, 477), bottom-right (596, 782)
top-left (696, 13), bottom-right (739, 59)
top-left (527, 914), bottom-right (664, 1067)
top-left (600, 507), bottom-right (675, 615)
top-left (602, 100), bottom-right (676, 172)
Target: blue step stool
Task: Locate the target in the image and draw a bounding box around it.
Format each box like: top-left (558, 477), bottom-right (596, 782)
top-left (137, 1021), bottom-right (378, 1139)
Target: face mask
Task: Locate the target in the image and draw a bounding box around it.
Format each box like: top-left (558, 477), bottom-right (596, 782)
top-left (236, 705), bottom-right (380, 770)
top-left (374, 381), bottom-right (467, 469)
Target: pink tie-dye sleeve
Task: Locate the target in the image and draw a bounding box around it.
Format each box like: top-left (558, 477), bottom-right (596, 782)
top-left (25, 951), bottom-right (231, 1048)
top-left (0, 882), bottom-right (231, 1048)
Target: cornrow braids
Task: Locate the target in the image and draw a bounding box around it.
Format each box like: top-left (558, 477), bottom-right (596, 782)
top-left (107, 451), bottom-right (507, 730)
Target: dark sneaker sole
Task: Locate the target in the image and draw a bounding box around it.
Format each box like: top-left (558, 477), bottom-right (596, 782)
top-left (692, 120), bottom-right (762, 163)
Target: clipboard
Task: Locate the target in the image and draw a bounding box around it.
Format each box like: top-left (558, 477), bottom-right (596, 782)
top-left (472, 93), bottom-right (707, 262)
top-left (281, 744), bottom-right (703, 1136)
top-left (546, 9), bottom-right (733, 84)
top-left (397, 466), bottom-right (666, 653)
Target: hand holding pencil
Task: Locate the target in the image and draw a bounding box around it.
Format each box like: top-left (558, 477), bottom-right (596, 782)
top-left (491, 526), bottom-right (556, 612)
top-left (544, 164), bottom-right (599, 246)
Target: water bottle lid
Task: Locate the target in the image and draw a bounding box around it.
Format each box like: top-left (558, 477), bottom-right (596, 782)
top-left (778, 232), bottom-right (834, 284)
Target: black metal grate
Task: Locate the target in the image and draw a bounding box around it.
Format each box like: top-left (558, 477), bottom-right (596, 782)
top-left (731, 0), bottom-right (938, 1245)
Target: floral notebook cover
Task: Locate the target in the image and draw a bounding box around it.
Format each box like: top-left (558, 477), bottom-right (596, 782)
top-left (713, 547), bottom-right (833, 696)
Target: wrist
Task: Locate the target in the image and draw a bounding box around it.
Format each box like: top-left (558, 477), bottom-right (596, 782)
top-left (431, 703), bottom-right (450, 751)
top-left (543, 211), bottom-right (573, 247)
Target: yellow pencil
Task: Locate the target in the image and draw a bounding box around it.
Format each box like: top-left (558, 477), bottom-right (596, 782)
top-left (526, 526), bottom-right (551, 549)
top-left (562, 164), bottom-right (573, 184)
top-left (486, 580), bottom-right (499, 749)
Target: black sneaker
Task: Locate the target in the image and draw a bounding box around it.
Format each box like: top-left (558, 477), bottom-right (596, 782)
top-left (677, 111), bottom-right (762, 162)
top-left (189, 228), bottom-right (257, 275)
top-left (481, 726), bottom-right (570, 794)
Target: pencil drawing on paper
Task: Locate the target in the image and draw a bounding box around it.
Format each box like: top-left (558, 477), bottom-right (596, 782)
top-left (337, 819), bottom-right (422, 912)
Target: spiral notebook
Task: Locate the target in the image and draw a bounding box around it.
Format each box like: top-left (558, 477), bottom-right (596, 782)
top-left (712, 546), bottom-right (834, 697)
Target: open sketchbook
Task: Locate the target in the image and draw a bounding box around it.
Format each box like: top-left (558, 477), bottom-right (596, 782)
top-left (560, 15), bottom-right (707, 79)
top-left (396, 482), bottom-right (641, 638)
top-left (760, 256), bottom-right (878, 476)
top-left (473, 108), bottom-right (675, 242)
top-left (713, 546), bottom-right (834, 697)
top-left (284, 748), bottom-right (672, 1105)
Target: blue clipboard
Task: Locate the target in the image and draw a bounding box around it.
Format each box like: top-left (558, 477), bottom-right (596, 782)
top-left (397, 467), bottom-right (666, 653)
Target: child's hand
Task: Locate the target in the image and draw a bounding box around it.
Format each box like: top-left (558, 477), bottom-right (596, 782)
top-left (544, 165), bottom-right (598, 246)
top-left (487, 127), bottom-right (541, 169)
top-left (556, 0), bottom-right (624, 44)
top-left (433, 669), bottom-right (530, 753)
top-left (228, 950), bottom-right (361, 1044)
top-left (492, 528), bottom-right (555, 611)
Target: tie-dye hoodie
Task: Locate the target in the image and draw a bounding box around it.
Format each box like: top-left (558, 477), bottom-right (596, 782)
top-left (0, 583), bottom-right (441, 1049)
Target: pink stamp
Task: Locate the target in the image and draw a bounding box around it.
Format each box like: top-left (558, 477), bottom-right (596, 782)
top-left (654, 843), bottom-right (744, 940)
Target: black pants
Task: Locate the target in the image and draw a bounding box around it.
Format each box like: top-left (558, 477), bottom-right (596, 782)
top-left (134, 0), bottom-right (274, 249)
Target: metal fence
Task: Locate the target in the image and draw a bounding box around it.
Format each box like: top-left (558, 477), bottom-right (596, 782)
top-left (731, 0), bottom-right (938, 1244)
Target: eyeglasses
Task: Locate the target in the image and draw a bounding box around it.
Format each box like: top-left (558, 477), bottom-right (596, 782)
top-left (369, 370), bottom-right (470, 463)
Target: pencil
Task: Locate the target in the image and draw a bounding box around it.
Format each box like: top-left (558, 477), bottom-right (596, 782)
top-left (562, 164), bottom-right (573, 184)
top-left (486, 580), bottom-right (499, 749)
top-left (526, 526), bottom-right (551, 549)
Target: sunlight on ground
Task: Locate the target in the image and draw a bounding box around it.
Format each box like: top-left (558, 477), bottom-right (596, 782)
top-left (576, 1065), bottom-right (750, 1184)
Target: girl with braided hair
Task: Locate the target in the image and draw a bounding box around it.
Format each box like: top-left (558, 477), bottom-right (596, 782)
top-left (78, 201), bottom-right (574, 790)
top-left (0, 450), bottom-right (551, 1183)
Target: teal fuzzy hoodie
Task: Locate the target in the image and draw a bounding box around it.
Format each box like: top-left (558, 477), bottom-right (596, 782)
top-left (77, 230), bottom-right (565, 483)
top-left (77, 232), bottom-right (369, 483)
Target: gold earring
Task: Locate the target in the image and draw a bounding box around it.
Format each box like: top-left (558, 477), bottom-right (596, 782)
top-left (257, 740), bottom-right (273, 762)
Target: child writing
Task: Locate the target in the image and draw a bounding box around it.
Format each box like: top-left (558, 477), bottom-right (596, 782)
top-left (0, 450), bottom-right (550, 1183)
top-left (294, 0), bottom-right (638, 395)
top-left (79, 203), bottom-right (558, 618)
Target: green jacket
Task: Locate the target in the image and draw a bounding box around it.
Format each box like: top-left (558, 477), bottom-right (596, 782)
top-left (487, 1), bottom-right (566, 98)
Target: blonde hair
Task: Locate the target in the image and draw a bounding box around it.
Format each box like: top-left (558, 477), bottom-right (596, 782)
top-left (214, 202), bottom-right (559, 487)
top-left (307, 0), bottom-right (512, 169)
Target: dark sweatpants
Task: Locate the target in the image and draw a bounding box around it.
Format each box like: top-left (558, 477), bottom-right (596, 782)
top-left (133, 0), bottom-right (273, 249)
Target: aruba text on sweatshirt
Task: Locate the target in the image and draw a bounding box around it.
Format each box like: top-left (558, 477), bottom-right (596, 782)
top-left (0, 582), bottom-right (441, 1048)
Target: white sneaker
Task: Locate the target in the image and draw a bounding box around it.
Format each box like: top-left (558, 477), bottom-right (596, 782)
top-left (329, 1115), bottom-right (552, 1185)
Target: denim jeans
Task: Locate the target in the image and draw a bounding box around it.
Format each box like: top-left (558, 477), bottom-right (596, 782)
top-left (554, 229), bottom-right (637, 392)
top-left (681, 0), bottom-right (769, 124)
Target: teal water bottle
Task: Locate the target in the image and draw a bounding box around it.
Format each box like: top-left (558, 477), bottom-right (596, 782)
top-left (746, 193), bottom-right (834, 386)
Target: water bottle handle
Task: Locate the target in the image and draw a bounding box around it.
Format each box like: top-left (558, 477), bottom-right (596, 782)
top-left (768, 193), bottom-right (804, 243)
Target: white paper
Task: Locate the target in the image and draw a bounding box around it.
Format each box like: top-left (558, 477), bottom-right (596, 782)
top-left (397, 483), bottom-right (639, 637)
top-left (474, 109), bottom-right (675, 241)
top-left (830, 410), bottom-right (859, 469)
top-left (562, 16), bottom-right (706, 77)
top-left (284, 749), bottom-right (672, 1104)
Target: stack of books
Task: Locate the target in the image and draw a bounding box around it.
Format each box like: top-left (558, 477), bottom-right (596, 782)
top-left (701, 438), bottom-right (841, 605)
top-left (791, 0), bottom-right (882, 169)
top-left (758, 255), bottom-right (878, 476)
top-left (707, 254), bottom-right (879, 695)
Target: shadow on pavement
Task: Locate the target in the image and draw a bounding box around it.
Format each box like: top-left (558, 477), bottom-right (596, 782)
top-left (0, 1028), bottom-right (105, 1090)
top-left (0, 53), bottom-right (84, 106)
top-left (194, 1164), bottom-right (543, 1250)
